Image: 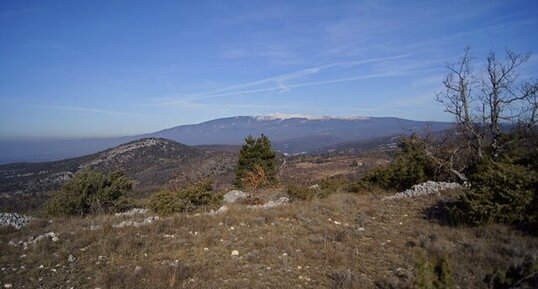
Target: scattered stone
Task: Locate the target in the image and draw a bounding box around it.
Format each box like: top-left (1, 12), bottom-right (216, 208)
top-left (0, 213), bottom-right (32, 229)
top-left (209, 205), bottom-right (228, 216)
top-left (112, 216), bottom-right (159, 228)
top-left (10, 232), bottom-right (59, 249)
top-left (383, 181), bottom-right (462, 200)
top-left (68, 254), bottom-right (76, 263)
top-left (134, 265), bottom-right (142, 273)
top-left (248, 197), bottom-right (290, 209)
top-left (89, 225), bottom-right (102, 231)
top-left (114, 208), bottom-right (148, 217)
top-left (4, 284), bottom-right (13, 288)
top-left (231, 250), bottom-right (240, 257)
top-left (223, 190), bottom-right (251, 203)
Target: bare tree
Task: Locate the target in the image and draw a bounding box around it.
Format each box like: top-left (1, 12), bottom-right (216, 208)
top-left (482, 49), bottom-right (534, 158)
top-left (525, 87), bottom-right (538, 129)
top-left (437, 47), bottom-right (484, 159)
top-left (437, 47), bottom-right (538, 161)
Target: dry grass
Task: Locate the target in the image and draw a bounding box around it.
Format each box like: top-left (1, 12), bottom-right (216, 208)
top-left (280, 152), bottom-right (391, 186)
top-left (1, 191), bottom-right (537, 289)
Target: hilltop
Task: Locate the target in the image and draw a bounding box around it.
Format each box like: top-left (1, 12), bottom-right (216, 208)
top-left (0, 138), bottom-right (237, 211)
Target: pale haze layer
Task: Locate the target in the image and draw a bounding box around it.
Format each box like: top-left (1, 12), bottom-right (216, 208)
top-left (1, 0), bottom-right (537, 138)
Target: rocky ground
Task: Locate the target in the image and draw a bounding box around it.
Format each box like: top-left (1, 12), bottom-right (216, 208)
top-left (382, 181), bottom-right (462, 200)
top-left (1, 188), bottom-right (536, 289)
top-left (0, 213), bottom-right (32, 230)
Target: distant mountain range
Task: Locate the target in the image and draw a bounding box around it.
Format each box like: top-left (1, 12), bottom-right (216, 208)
top-left (0, 114), bottom-right (453, 164)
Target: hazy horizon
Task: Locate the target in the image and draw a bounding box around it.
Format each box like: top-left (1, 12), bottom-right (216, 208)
top-left (2, 0), bottom-right (538, 138)
top-left (0, 113), bottom-right (452, 141)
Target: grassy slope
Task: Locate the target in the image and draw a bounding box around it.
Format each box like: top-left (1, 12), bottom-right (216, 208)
top-left (1, 191), bottom-right (536, 289)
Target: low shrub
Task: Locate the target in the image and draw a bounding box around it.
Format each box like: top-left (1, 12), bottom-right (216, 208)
top-left (485, 257), bottom-right (538, 289)
top-left (149, 180), bottom-right (221, 215)
top-left (288, 176), bottom-right (350, 201)
top-left (352, 166), bottom-right (395, 192)
top-left (415, 254), bottom-right (455, 289)
top-left (46, 169), bottom-right (132, 216)
top-left (320, 175), bottom-right (349, 192)
top-left (353, 135), bottom-right (441, 192)
top-left (287, 185), bottom-right (321, 201)
top-left (448, 159), bottom-right (537, 227)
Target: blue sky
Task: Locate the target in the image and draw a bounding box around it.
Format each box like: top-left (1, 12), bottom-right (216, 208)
top-left (1, 0), bottom-right (537, 138)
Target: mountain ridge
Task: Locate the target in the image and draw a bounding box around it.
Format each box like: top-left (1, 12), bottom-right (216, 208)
top-left (0, 115), bottom-right (453, 164)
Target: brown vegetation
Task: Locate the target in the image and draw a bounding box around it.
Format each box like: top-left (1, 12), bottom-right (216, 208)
top-left (1, 190), bottom-right (536, 289)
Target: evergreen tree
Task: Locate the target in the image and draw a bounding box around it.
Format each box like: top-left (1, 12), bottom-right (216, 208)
top-left (234, 134), bottom-right (278, 189)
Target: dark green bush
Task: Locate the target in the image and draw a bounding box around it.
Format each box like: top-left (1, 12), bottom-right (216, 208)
top-left (46, 169), bottom-right (132, 216)
top-left (353, 135), bottom-right (440, 192)
top-left (448, 159), bottom-right (537, 227)
top-left (149, 180), bottom-right (221, 215)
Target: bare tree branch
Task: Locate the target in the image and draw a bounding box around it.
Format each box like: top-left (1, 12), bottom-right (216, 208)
top-left (438, 48), bottom-right (534, 161)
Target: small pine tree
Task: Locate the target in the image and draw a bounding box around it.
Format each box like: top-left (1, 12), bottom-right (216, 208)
top-left (235, 134), bottom-right (278, 189)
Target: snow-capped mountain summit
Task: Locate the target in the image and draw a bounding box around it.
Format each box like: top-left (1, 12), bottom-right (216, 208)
top-left (0, 115), bottom-right (452, 164)
top-left (253, 113), bottom-right (369, 121)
